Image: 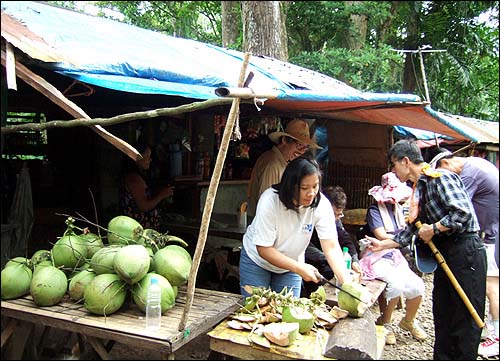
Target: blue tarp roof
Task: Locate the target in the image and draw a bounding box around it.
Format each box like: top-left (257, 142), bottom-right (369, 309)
top-left (2, 1), bottom-right (498, 143)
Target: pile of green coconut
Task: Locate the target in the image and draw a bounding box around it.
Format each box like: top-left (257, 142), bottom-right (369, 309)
top-left (0, 215), bottom-right (192, 317)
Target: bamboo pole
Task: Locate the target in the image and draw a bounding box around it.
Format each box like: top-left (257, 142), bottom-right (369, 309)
top-left (178, 53), bottom-right (251, 331)
top-left (415, 221), bottom-right (484, 328)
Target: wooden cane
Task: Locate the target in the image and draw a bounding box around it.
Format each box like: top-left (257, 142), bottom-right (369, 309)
top-left (415, 221), bottom-right (484, 328)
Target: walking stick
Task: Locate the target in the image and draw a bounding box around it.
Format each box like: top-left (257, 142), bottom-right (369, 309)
top-left (415, 221), bottom-right (484, 328)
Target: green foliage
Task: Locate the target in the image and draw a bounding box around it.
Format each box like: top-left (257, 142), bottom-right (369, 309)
top-left (50, 1), bottom-right (498, 121)
top-left (290, 45), bottom-right (404, 93)
top-left (285, 1), bottom-right (392, 54)
top-left (93, 1), bottom-right (221, 44)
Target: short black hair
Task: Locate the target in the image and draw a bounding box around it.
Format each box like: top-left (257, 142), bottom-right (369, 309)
top-left (121, 138), bottom-right (152, 176)
top-left (324, 186), bottom-right (347, 209)
top-left (272, 156), bottom-right (322, 211)
top-left (388, 139), bottom-right (424, 165)
top-left (423, 146), bottom-right (453, 167)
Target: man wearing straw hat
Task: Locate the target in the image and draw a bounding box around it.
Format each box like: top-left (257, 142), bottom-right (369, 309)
top-left (367, 139), bottom-right (486, 360)
top-left (247, 119), bottom-right (321, 217)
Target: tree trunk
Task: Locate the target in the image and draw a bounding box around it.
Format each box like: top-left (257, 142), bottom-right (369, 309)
top-left (401, 4), bottom-right (419, 94)
top-left (221, 1), bottom-right (240, 48)
top-left (377, 1), bottom-right (400, 45)
top-left (241, 1), bottom-right (288, 61)
top-left (341, 1), bottom-right (368, 50)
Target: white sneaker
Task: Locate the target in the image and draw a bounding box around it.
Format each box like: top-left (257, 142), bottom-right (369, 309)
top-left (478, 337), bottom-right (499, 358)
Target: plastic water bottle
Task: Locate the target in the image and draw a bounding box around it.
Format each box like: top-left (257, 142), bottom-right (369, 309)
top-left (146, 278), bottom-right (162, 331)
top-left (342, 247), bottom-right (352, 270)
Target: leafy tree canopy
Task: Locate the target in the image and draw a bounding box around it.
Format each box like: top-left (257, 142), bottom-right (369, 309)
top-left (51, 1), bottom-right (498, 121)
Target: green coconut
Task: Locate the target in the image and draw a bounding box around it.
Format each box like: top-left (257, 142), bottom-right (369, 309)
top-left (69, 269), bottom-right (97, 301)
top-left (154, 245), bottom-right (192, 287)
top-left (132, 273), bottom-right (176, 314)
top-left (337, 283), bottom-right (372, 317)
top-left (84, 274), bottom-right (127, 316)
top-left (309, 285), bottom-right (327, 304)
top-left (145, 246), bottom-right (155, 272)
top-left (5, 257), bottom-right (30, 268)
top-left (113, 244), bottom-right (150, 284)
top-left (282, 306), bottom-right (315, 334)
top-left (107, 215), bottom-right (144, 245)
top-left (31, 250), bottom-right (52, 265)
top-left (30, 266), bottom-right (68, 306)
top-left (1, 263), bottom-right (33, 300)
top-left (80, 232), bottom-right (104, 258)
top-left (33, 260), bottom-right (53, 275)
top-left (90, 245), bottom-right (122, 275)
top-left (52, 233), bottom-right (88, 269)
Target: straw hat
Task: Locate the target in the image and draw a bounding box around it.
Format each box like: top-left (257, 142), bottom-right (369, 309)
top-left (268, 119), bottom-right (322, 149)
top-left (368, 172), bottom-right (412, 203)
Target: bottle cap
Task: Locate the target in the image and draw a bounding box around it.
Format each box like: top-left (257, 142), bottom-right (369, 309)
top-left (342, 247), bottom-right (349, 253)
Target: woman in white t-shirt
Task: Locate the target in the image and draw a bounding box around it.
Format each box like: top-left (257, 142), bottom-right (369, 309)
top-left (239, 157), bottom-right (351, 297)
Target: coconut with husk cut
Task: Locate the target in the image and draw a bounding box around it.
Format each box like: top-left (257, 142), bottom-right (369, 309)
top-left (262, 322), bottom-right (300, 347)
top-left (281, 305), bottom-right (315, 334)
top-left (337, 282), bottom-right (372, 317)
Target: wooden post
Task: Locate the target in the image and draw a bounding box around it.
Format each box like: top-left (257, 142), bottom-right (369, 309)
top-left (178, 53), bottom-right (251, 331)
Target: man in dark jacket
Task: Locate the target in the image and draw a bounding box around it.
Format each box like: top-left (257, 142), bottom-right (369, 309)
top-left (368, 139), bottom-right (486, 360)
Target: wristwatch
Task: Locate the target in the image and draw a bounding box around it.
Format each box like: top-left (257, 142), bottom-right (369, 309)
top-left (433, 223), bottom-right (440, 235)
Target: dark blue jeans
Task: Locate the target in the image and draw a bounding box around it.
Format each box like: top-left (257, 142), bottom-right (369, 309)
top-left (239, 247), bottom-right (302, 298)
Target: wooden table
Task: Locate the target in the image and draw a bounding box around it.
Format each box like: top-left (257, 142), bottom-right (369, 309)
top-left (208, 279), bottom-right (387, 360)
top-left (1, 287), bottom-right (243, 360)
top-left (208, 315), bottom-right (386, 360)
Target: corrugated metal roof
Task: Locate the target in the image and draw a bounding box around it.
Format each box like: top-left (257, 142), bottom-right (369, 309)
top-left (2, 1), bottom-right (497, 144)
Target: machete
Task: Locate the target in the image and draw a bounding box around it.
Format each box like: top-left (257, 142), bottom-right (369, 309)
top-left (314, 271), bottom-right (368, 304)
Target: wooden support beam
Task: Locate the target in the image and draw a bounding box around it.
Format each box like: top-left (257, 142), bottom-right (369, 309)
top-left (1, 48), bottom-right (141, 161)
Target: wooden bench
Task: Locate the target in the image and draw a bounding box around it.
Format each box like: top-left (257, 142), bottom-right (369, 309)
top-left (1, 287), bottom-right (243, 360)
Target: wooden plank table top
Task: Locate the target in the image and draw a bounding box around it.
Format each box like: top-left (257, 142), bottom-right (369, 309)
top-left (208, 279), bottom-right (388, 360)
top-left (1, 287), bottom-right (243, 358)
top-left (209, 320), bottom-right (334, 360)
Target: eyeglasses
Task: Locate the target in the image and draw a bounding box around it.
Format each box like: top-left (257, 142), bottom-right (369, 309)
top-left (293, 140), bottom-right (310, 151)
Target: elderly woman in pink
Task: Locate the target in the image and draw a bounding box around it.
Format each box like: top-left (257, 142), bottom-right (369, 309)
top-left (359, 172), bottom-right (427, 345)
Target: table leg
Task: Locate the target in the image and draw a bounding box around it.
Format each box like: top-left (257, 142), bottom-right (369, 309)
top-left (3, 319), bottom-right (34, 359)
top-left (87, 336), bottom-right (112, 360)
top-left (1, 319), bottom-right (17, 348)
